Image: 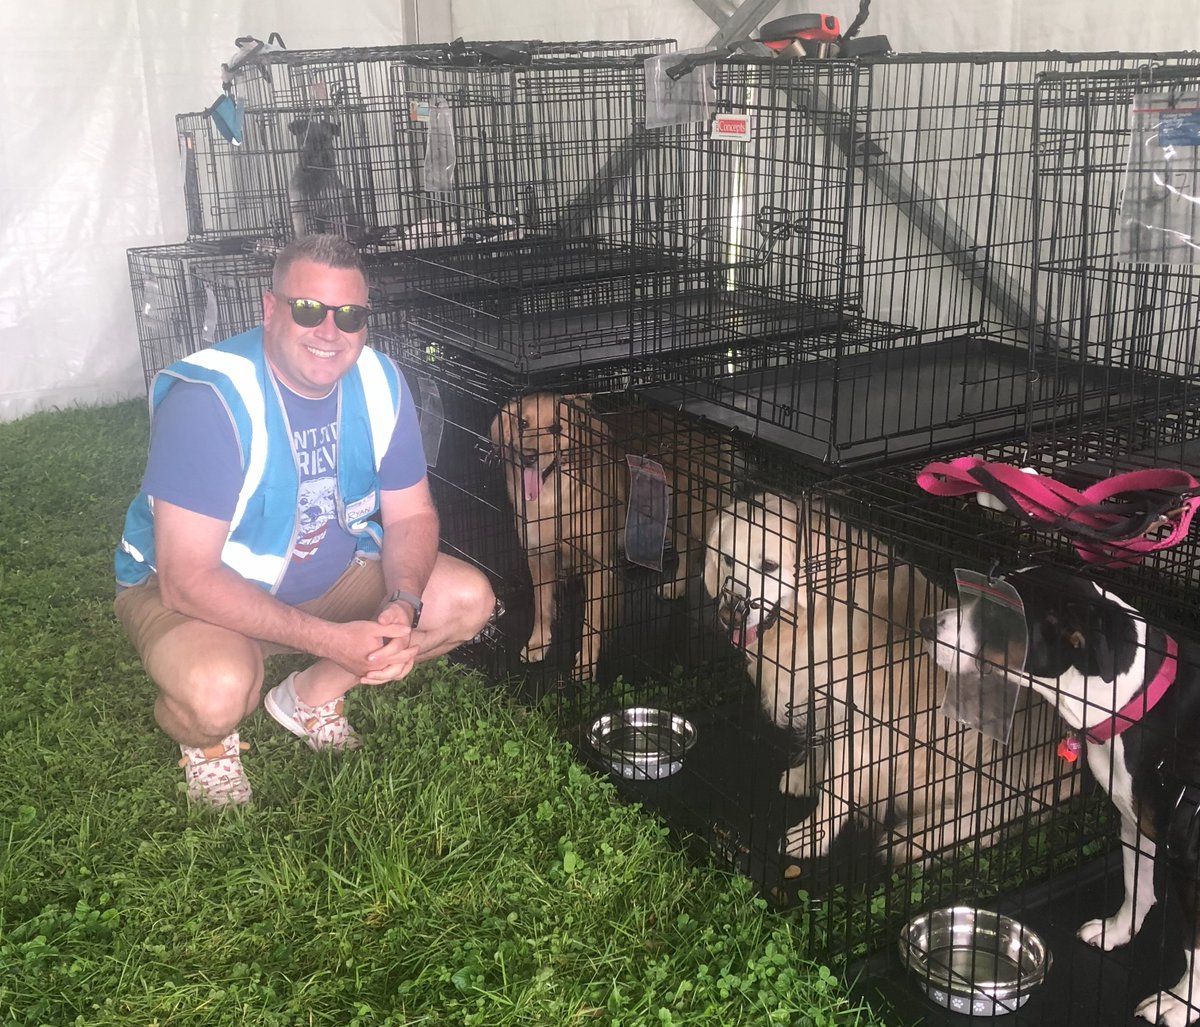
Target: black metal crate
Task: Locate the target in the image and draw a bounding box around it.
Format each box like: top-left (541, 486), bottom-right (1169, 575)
top-left (381, 333), bottom-right (633, 669)
top-left (398, 56), bottom-right (861, 376)
top-left (638, 51), bottom-right (1200, 470)
top-left (800, 452), bottom-right (1200, 1021)
top-left (126, 241), bottom-right (274, 389)
top-left (1027, 65), bottom-right (1200, 458)
top-left (180, 44), bottom-right (674, 249)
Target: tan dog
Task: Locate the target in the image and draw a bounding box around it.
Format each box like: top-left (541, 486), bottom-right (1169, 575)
top-left (489, 396), bottom-right (734, 678)
top-left (489, 393), bottom-right (622, 678)
top-left (703, 490), bottom-right (1073, 874)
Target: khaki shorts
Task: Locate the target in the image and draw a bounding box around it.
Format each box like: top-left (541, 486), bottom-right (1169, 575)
top-left (114, 554), bottom-right (386, 664)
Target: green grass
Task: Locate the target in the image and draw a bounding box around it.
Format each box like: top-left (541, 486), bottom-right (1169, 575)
top-left (0, 400), bottom-right (886, 1026)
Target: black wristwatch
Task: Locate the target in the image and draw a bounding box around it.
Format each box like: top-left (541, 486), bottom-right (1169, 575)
top-left (386, 589), bottom-right (423, 628)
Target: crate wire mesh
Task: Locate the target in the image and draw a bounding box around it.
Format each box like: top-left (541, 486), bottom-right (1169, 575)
top-left (883, 64), bottom-right (1200, 638)
top-left (383, 336), bottom-right (670, 689)
top-left (128, 243), bottom-right (412, 391)
top-left (179, 41), bottom-right (676, 249)
top-left (401, 56), bottom-right (859, 378)
top-left (127, 241), bottom-right (274, 389)
top-left (1027, 64), bottom-right (1200, 468)
top-left (639, 50), bottom-right (1200, 471)
top-left (387, 331), bottom-right (756, 687)
top-left (434, 399), bottom-right (1097, 964)
top-left (814, 458), bottom-right (1200, 1025)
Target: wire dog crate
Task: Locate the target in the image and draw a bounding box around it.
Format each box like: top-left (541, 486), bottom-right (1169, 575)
top-left (1023, 64), bottom-right (1200, 466)
top-left (479, 408), bottom-right (1096, 966)
top-left (550, 418), bottom-right (1194, 1025)
top-left (386, 332), bottom-right (758, 688)
top-left (126, 241), bottom-right (420, 389)
top-left (798, 455), bottom-right (1200, 1026)
top-left (127, 241), bottom-right (275, 388)
top-left (885, 64), bottom-right (1200, 627)
top-left (180, 41), bottom-right (676, 249)
top-left (638, 51), bottom-right (1200, 470)
top-left (401, 56), bottom-right (858, 378)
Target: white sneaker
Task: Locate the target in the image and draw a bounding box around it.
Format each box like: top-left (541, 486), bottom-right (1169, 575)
top-left (178, 732), bottom-right (252, 807)
top-left (264, 672), bottom-right (361, 752)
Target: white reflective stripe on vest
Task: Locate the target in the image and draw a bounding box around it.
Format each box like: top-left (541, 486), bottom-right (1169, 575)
top-left (183, 348), bottom-right (269, 535)
top-left (356, 348), bottom-right (397, 473)
top-left (221, 541), bottom-right (286, 587)
top-left (119, 538), bottom-right (147, 563)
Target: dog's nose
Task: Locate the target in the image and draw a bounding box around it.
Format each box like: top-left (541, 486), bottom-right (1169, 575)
top-left (918, 615), bottom-right (937, 641)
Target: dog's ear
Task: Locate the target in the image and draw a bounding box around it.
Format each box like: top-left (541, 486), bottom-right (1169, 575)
top-left (289, 118), bottom-right (309, 136)
top-left (1058, 605), bottom-right (1118, 682)
top-left (488, 401), bottom-right (516, 450)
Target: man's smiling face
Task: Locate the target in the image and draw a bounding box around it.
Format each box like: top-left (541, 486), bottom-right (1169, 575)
top-left (262, 258), bottom-right (369, 397)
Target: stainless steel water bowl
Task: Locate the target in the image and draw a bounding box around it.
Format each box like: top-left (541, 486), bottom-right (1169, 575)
top-left (587, 708), bottom-right (697, 780)
top-left (898, 907), bottom-right (1051, 1017)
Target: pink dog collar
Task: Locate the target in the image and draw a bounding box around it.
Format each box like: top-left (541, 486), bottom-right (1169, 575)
top-left (1085, 634), bottom-right (1178, 745)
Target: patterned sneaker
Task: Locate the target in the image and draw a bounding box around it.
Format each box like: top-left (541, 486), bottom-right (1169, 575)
top-left (178, 732), bottom-right (252, 807)
top-left (264, 672), bottom-right (361, 752)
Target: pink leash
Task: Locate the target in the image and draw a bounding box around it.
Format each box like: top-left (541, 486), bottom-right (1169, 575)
top-left (917, 457), bottom-right (1200, 566)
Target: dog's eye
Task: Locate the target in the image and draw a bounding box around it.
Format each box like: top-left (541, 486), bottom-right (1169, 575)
top-left (721, 555), bottom-right (734, 568)
top-left (518, 418), bottom-right (529, 432)
top-left (761, 560), bottom-right (780, 575)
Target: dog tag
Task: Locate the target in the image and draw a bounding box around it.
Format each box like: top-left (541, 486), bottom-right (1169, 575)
top-left (625, 456), bottom-right (670, 571)
top-left (416, 375), bottom-right (443, 469)
top-left (938, 569), bottom-right (1028, 744)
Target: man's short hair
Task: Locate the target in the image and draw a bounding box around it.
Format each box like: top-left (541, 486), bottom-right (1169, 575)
top-left (272, 234), bottom-right (365, 292)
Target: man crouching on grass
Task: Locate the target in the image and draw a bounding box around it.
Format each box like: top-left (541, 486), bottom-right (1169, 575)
top-left (113, 234), bottom-right (495, 807)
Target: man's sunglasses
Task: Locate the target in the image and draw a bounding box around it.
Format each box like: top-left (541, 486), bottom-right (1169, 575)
top-left (278, 296), bottom-right (372, 333)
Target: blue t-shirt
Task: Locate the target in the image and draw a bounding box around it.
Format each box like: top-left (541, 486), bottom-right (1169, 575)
top-left (142, 370), bottom-right (426, 604)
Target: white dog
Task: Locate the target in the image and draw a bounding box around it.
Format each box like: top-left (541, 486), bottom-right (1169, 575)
top-left (704, 491), bottom-right (1071, 876)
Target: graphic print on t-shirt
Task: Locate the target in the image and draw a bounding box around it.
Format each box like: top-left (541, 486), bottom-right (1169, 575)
top-left (292, 421), bottom-right (339, 562)
top-left (295, 476), bottom-right (336, 559)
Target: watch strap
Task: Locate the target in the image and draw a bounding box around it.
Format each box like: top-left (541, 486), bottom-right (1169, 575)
top-left (385, 589), bottom-right (423, 627)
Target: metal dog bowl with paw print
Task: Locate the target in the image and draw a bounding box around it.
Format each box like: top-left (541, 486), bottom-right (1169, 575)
top-left (587, 708), bottom-right (697, 780)
top-left (898, 907), bottom-right (1051, 1016)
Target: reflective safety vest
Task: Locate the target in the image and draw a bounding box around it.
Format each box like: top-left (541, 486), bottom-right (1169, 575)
top-left (115, 327), bottom-right (403, 593)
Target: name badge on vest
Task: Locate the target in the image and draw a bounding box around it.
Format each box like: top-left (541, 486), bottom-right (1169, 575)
top-left (345, 492), bottom-right (377, 527)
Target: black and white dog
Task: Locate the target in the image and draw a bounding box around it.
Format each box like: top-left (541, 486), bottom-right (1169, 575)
top-left (923, 565), bottom-right (1200, 1027)
top-left (288, 118), bottom-right (364, 242)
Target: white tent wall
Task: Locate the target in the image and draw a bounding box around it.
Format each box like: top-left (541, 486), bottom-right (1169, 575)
top-left (1, 0), bottom-right (1197, 423)
top-left (430, 0), bottom-right (1197, 59)
top-left (0, 0), bottom-right (405, 424)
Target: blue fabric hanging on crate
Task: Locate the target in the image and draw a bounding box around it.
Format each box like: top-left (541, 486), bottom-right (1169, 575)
top-left (205, 94), bottom-right (245, 146)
